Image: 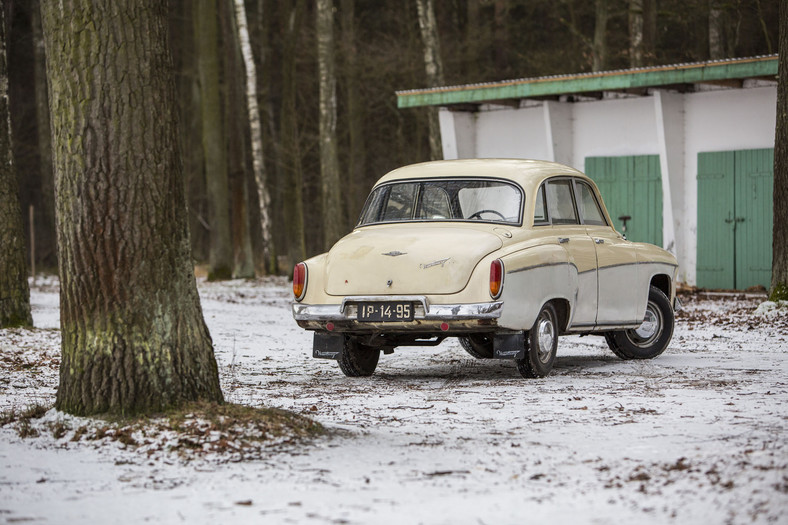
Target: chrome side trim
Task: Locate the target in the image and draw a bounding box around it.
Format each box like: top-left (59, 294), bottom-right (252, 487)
top-left (292, 299), bottom-right (503, 322)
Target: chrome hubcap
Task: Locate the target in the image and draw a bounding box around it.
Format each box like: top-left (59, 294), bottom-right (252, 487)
top-left (627, 301), bottom-right (663, 348)
top-left (536, 314), bottom-right (555, 363)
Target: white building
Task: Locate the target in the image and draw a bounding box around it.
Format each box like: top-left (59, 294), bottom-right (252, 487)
top-left (397, 55), bottom-right (778, 289)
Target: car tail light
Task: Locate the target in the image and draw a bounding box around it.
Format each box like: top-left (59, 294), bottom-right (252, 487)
top-left (293, 262), bottom-right (307, 301)
top-left (490, 259), bottom-right (504, 299)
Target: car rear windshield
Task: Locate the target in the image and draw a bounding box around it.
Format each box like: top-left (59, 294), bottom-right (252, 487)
top-left (358, 179), bottom-right (523, 226)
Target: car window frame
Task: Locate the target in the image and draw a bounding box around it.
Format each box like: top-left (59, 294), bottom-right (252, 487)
top-left (357, 177), bottom-right (526, 228)
top-left (533, 176), bottom-right (610, 228)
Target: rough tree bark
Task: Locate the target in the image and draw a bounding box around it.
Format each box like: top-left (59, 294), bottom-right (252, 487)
top-left (233, 0), bottom-right (275, 273)
top-left (317, 0), bottom-right (343, 249)
top-left (197, 0), bottom-right (233, 281)
top-left (0, 0), bottom-right (32, 329)
top-left (772, 0), bottom-right (788, 301)
top-left (415, 0), bottom-right (445, 160)
top-left (708, 0), bottom-right (724, 60)
top-left (593, 0), bottom-right (609, 71)
top-left (340, 0), bottom-right (366, 227)
top-left (281, 0), bottom-right (306, 267)
top-left (41, 0), bottom-right (223, 415)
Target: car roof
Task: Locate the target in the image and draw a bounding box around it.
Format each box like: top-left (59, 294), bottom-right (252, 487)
top-left (373, 159), bottom-right (590, 194)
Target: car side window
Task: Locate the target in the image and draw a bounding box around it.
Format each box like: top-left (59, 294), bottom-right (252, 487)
top-left (547, 180), bottom-right (579, 224)
top-left (575, 181), bottom-right (607, 226)
top-left (533, 184), bottom-right (548, 224)
top-left (381, 183), bottom-right (417, 221)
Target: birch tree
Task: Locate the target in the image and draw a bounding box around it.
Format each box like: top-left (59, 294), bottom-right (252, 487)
top-left (317, 0), bottom-right (343, 249)
top-left (234, 0), bottom-right (275, 272)
top-left (41, 0), bottom-right (223, 415)
top-left (0, 0), bottom-right (32, 329)
top-left (772, 0), bottom-right (788, 301)
top-left (415, 0), bottom-right (445, 160)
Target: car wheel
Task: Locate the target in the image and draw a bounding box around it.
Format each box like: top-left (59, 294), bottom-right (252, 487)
top-left (459, 334), bottom-right (494, 359)
top-left (338, 337), bottom-right (380, 377)
top-left (516, 303), bottom-right (558, 378)
top-left (605, 286), bottom-right (674, 360)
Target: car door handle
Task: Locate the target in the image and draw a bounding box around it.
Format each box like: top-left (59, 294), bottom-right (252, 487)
top-left (558, 237), bottom-right (569, 244)
top-left (594, 238), bottom-right (605, 244)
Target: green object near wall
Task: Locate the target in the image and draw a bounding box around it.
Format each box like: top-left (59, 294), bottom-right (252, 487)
top-left (697, 148), bottom-right (773, 290)
top-left (584, 155), bottom-right (663, 248)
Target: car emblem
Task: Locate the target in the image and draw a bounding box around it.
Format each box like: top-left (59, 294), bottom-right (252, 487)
top-left (420, 257), bottom-right (451, 269)
top-left (382, 251), bottom-right (407, 257)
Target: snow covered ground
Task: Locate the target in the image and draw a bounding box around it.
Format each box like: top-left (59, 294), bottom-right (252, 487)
top-left (1, 277), bottom-right (786, 524)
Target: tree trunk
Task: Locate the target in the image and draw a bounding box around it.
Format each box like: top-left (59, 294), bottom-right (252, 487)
top-left (233, 0), bottom-right (275, 274)
top-left (317, 0), bottom-right (343, 249)
top-left (643, 0), bottom-right (657, 65)
top-left (280, 0), bottom-right (306, 267)
top-left (0, 0), bottom-right (32, 329)
top-left (41, 0), bottom-right (223, 415)
top-left (772, 0), bottom-right (788, 300)
top-left (415, 0), bottom-right (445, 160)
top-left (197, 0), bottom-right (233, 280)
top-left (708, 0), bottom-right (724, 60)
top-left (31, 0), bottom-right (57, 270)
top-left (629, 0), bottom-right (644, 67)
top-left (340, 0), bottom-right (366, 228)
top-left (593, 0), bottom-right (609, 71)
top-left (223, 0), bottom-right (255, 279)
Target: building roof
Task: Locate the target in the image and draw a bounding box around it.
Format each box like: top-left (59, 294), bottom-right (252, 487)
top-left (396, 55), bottom-right (778, 109)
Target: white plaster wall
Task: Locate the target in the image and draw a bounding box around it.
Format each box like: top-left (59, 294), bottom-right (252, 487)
top-left (475, 106), bottom-right (550, 159)
top-left (681, 86), bottom-right (777, 285)
top-left (570, 97), bottom-right (660, 170)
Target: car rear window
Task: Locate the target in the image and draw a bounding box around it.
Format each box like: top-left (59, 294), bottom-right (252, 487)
top-left (359, 179), bottom-right (523, 226)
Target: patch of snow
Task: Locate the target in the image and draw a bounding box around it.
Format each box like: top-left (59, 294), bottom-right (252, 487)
top-left (0, 280), bottom-right (786, 524)
top-left (755, 300), bottom-right (788, 318)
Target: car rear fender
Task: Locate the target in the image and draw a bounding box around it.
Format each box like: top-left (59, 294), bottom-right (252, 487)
top-left (496, 244), bottom-right (575, 331)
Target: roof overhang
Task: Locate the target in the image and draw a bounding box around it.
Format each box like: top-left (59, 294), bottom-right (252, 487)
top-left (396, 55), bottom-right (778, 109)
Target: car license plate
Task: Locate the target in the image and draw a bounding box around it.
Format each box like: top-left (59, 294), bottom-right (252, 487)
top-left (357, 302), bottom-right (414, 322)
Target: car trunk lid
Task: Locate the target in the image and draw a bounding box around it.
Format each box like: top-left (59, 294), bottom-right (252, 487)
top-left (324, 225), bottom-right (503, 296)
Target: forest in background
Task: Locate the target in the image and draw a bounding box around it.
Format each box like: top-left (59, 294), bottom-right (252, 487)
top-left (6, 0), bottom-right (780, 278)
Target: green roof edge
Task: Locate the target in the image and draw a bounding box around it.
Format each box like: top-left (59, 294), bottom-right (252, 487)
top-left (396, 55), bottom-right (778, 109)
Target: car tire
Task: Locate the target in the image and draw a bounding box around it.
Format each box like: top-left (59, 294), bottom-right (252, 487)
top-left (516, 303), bottom-right (558, 378)
top-left (605, 286), bottom-right (674, 360)
top-left (459, 334), bottom-right (494, 359)
top-left (338, 337), bottom-right (380, 377)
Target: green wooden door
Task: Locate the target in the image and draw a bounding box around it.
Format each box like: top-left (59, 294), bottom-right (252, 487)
top-left (696, 149), bottom-right (773, 290)
top-left (734, 149), bottom-right (774, 289)
top-left (696, 151), bottom-right (736, 289)
top-left (584, 155), bottom-right (663, 246)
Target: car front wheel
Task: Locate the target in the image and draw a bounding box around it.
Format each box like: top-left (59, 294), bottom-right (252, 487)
top-left (516, 302), bottom-right (558, 378)
top-left (338, 336), bottom-right (380, 377)
top-left (605, 285), bottom-right (674, 360)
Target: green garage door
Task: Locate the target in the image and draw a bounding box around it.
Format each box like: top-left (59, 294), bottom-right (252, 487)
top-left (584, 155), bottom-right (663, 247)
top-left (697, 148), bottom-right (773, 290)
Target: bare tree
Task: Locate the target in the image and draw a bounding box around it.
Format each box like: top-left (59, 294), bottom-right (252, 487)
top-left (198, 0), bottom-right (233, 280)
top-left (629, 0), bottom-right (644, 67)
top-left (317, 0), bottom-right (343, 249)
top-left (772, 0), bottom-right (788, 301)
top-left (415, 0), bottom-right (445, 160)
top-left (708, 0), bottom-right (724, 59)
top-left (0, 0), bottom-right (31, 329)
top-left (41, 0), bottom-right (223, 415)
top-left (593, 0), bottom-right (609, 71)
top-left (234, 0), bottom-right (275, 273)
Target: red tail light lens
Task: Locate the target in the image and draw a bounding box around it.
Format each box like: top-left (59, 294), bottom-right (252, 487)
top-left (490, 259), bottom-right (504, 299)
top-left (293, 263), bottom-right (307, 301)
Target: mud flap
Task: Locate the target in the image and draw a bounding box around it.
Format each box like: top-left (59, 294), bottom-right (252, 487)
top-left (313, 332), bottom-right (343, 359)
top-left (493, 332), bottom-right (526, 360)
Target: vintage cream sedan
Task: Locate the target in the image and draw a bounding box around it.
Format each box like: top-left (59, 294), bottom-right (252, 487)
top-left (292, 159), bottom-right (679, 378)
